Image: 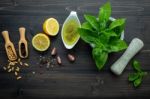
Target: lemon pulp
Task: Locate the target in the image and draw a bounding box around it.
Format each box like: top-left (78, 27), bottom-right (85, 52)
top-left (32, 33), bottom-right (50, 51)
top-left (43, 18), bottom-right (59, 36)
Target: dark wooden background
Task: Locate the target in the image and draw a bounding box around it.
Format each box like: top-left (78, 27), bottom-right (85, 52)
top-left (0, 0), bottom-right (150, 98)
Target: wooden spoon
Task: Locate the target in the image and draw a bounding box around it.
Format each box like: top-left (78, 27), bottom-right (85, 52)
top-left (2, 31), bottom-right (17, 61)
top-left (19, 27), bottom-right (28, 58)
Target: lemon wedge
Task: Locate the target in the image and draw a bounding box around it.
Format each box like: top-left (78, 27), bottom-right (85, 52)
top-left (32, 33), bottom-right (50, 51)
top-left (43, 18), bottom-right (59, 36)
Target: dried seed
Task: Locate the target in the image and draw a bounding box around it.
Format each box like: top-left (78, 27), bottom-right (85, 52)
top-left (24, 63), bottom-right (29, 67)
top-left (57, 56), bottom-right (62, 65)
top-left (11, 67), bottom-right (14, 71)
top-left (15, 72), bottom-right (18, 76)
top-left (39, 64), bottom-right (43, 68)
top-left (16, 67), bottom-right (20, 71)
top-left (3, 67), bottom-right (7, 70)
top-left (18, 58), bottom-right (21, 62)
top-left (51, 47), bottom-right (57, 56)
top-left (51, 64), bottom-right (54, 68)
top-left (8, 69), bottom-right (12, 72)
top-left (40, 57), bottom-right (48, 64)
top-left (20, 62), bottom-right (23, 65)
top-left (68, 54), bottom-right (75, 62)
top-left (7, 65), bottom-right (11, 69)
top-left (16, 76), bottom-right (22, 80)
top-left (46, 62), bottom-right (50, 70)
top-left (9, 62), bottom-right (16, 66)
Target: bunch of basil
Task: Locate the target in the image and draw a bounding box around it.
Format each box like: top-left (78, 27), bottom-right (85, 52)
top-left (78, 2), bottom-right (128, 70)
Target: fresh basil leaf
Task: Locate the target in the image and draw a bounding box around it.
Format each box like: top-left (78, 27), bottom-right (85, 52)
top-left (98, 33), bottom-right (109, 45)
top-left (99, 2), bottom-right (111, 23)
top-left (133, 76), bottom-right (142, 87)
top-left (139, 72), bottom-right (148, 79)
top-left (109, 18), bottom-right (126, 36)
top-left (99, 20), bottom-right (106, 31)
top-left (92, 48), bottom-right (108, 70)
top-left (103, 30), bottom-right (117, 37)
top-left (84, 14), bottom-right (99, 31)
top-left (132, 60), bottom-right (142, 72)
top-left (108, 39), bottom-right (127, 52)
top-left (128, 73), bottom-right (139, 81)
top-left (81, 22), bottom-right (94, 31)
top-left (98, 31), bottom-right (118, 46)
top-left (112, 26), bottom-right (124, 36)
top-left (78, 28), bottom-right (99, 45)
top-left (109, 18), bottom-right (126, 30)
top-left (78, 2), bottom-right (127, 70)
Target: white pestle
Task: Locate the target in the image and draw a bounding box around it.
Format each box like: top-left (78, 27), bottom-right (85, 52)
top-left (110, 38), bottom-right (144, 75)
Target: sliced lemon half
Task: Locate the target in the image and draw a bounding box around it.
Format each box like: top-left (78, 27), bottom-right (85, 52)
top-left (32, 33), bottom-right (50, 51)
top-left (43, 18), bottom-right (59, 36)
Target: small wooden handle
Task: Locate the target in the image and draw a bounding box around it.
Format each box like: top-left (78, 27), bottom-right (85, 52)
top-left (19, 27), bottom-right (26, 40)
top-left (2, 31), bottom-right (11, 43)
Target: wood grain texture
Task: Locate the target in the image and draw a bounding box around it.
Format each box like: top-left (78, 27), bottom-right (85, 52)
top-left (0, 0), bottom-right (150, 98)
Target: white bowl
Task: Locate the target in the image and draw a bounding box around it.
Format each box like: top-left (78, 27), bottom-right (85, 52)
top-left (61, 11), bottom-right (81, 49)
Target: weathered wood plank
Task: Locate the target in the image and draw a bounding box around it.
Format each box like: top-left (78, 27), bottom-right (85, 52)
top-left (0, 0), bottom-right (149, 98)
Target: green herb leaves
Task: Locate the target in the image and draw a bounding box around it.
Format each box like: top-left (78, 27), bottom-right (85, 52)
top-left (109, 18), bottom-right (125, 30)
top-left (128, 60), bottom-right (148, 87)
top-left (78, 2), bottom-right (127, 70)
top-left (84, 15), bottom-right (99, 31)
top-left (99, 2), bottom-right (111, 23)
top-left (133, 60), bottom-right (142, 72)
top-left (92, 48), bottom-right (108, 70)
top-left (108, 39), bottom-right (127, 52)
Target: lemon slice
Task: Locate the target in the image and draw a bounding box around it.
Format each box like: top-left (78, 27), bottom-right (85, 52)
top-left (32, 33), bottom-right (50, 51)
top-left (43, 18), bottom-right (59, 36)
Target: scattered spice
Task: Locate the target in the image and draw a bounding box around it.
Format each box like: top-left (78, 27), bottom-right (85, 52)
top-left (38, 55), bottom-right (56, 70)
top-left (40, 57), bottom-right (48, 64)
top-left (46, 62), bottom-right (50, 70)
top-left (37, 47), bottom-right (64, 71)
top-left (39, 64), bottom-right (43, 68)
top-left (32, 71), bottom-right (35, 75)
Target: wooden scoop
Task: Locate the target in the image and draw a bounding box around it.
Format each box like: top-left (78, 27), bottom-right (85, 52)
top-left (2, 31), bottom-right (17, 61)
top-left (19, 27), bottom-right (28, 58)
